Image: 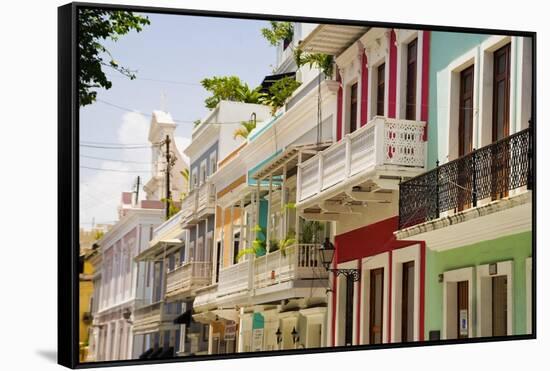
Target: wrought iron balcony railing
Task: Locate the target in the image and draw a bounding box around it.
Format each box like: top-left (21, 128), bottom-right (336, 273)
top-left (398, 127), bottom-right (533, 229)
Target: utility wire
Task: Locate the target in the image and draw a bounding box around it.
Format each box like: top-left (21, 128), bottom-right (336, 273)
top-left (80, 143), bottom-right (156, 149)
top-left (80, 165), bottom-right (150, 173)
top-left (80, 154), bottom-right (152, 164)
top-left (95, 99), bottom-right (247, 125)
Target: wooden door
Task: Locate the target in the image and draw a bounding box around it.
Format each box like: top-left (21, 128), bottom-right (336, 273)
top-left (492, 276), bottom-right (508, 336)
top-left (369, 268), bottom-right (384, 344)
top-left (492, 43), bottom-right (511, 200)
top-left (401, 261), bottom-right (415, 342)
top-left (457, 281), bottom-right (469, 339)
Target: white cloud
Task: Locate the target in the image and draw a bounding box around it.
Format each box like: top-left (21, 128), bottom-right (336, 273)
top-left (80, 112), bottom-right (152, 227)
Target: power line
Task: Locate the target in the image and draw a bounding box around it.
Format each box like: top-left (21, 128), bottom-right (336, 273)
top-left (81, 140), bottom-right (152, 146)
top-left (80, 165), bottom-right (150, 173)
top-left (80, 143), bottom-right (155, 149)
top-left (105, 71), bottom-right (203, 87)
top-left (95, 99), bottom-right (247, 125)
top-left (80, 154), bottom-right (152, 164)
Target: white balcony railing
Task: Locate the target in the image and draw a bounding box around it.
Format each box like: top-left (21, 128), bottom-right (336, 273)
top-left (166, 261), bottom-right (211, 298)
top-left (197, 181), bottom-right (215, 212)
top-left (153, 210), bottom-right (183, 238)
top-left (254, 244), bottom-right (326, 289)
top-left (217, 260), bottom-right (251, 298)
top-left (298, 117), bottom-right (426, 202)
top-left (181, 190), bottom-right (197, 221)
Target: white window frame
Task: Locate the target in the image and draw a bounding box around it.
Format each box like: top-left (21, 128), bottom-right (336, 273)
top-left (446, 47), bottom-right (478, 162)
top-left (362, 28), bottom-right (390, 121)
top-left (442, 266), bottom-right (474, 340)
top-left (199, 160), bottom-right (207, 185)
top-left (359, 252), bottom-right (390, 345)
top-left (390, 244), bottom-right (421, 342)
top-left (334, 259), bottom-right (360, 346)
top-left (395, 29), bottom-right (424, 121)
top-left (209, 151), bottom-right (217, 176)
top-left (191, 168), bottom-right (198, 191)
top-left (476, 260), bottom-right (513, 337)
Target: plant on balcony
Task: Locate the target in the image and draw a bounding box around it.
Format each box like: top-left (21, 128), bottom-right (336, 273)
top-left (268, 239), bottom-right (280, 253)
top-left (300, 220), bottom-right (324, 244)
top-left (200, 76), bottom-right (265, 110)
top-left (236, 225), bottom-right (267, 261)
top-left (193, 119), bottom-right (201, 128)
top-left (279, 230), bottom-right (297, 258)
top-left (261, 21), bottom-right (294, 48)
top-left (281, 202), bottom-right (296, 212)
top-left (293, 48), bottom-right (334, 78)
top-left (259, 76), bottom-right (302, 115)
top-left (233, 120), bottom-right (257, 140)
top-left (161, 197), bottom-right (180, 220)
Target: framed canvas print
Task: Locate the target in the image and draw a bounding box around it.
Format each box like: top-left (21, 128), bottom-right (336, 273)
top-left (58, 2), bottom-right (536, 368)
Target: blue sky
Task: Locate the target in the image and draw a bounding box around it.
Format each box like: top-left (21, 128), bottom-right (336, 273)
top-left (80, 12), bottom-right (275, 228)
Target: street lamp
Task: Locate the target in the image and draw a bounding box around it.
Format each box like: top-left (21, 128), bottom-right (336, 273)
top-left (319, 237), bottom-right (360, 282)
top-left (122, 308), bottom-right (133, 324)
top-left (291, 327), bottom-right (299, 345)
top-left (275, 327), bottom-right (282, 347)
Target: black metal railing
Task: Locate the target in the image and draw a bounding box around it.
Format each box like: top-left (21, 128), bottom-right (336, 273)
top-left (398, 127), bottom-right (532, 229)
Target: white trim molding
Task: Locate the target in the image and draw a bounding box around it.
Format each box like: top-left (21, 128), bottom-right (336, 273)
top-left (390, 243), bottom-right (421, 342)
top-left (476, 260), bottom-right (514, 337)
top-left (360, 252), bottom-right (390, 344)
top-left (335, 259), bottom-right (360, 346)
top-left (442, 266), bottom-right (474, 340)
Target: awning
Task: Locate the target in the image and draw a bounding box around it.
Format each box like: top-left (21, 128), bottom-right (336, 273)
top-left (192, 311), bottom-right (218, 324)
top-left (299, 24), bottom-right (370, 55)
top-left (134, 238), bottom-right (183, 262)
top-left (173, 309), bottom-right (192, 325)
top-left (250, 143), bottom-right (332, 180)
top-left (259, 72), bottom-right (296, 93)
top-left (213, 308), bottom-right (240, 322)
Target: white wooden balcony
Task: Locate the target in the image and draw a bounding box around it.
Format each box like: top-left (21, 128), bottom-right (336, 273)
top-left (180, 190), bottom-right (197, 223)
top-left (165, 261), bottom-right (212, 300)
top-left (196, 181), bottom-right (216, 216)
top-left (297, 117), bottom-right (426, 206)
top-left (133, 301), bottom-right (178, 335)
top-left (254, 244), bottom-right (326, 289)
top-left (217, 260), bottom-right (252, 300)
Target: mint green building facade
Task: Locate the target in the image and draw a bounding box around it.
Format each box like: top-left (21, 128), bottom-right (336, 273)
top-left (398, 30), bottom-right (533, 341)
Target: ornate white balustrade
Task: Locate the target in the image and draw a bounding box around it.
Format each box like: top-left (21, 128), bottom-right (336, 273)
top-left (165, 261), bottom-right (211, 299)
top-left (297, 117), bottom-right (426, 203)
top-left (253, 244), bottom-right (326, 289)
top-left (133, 301), bottom-right (179, 334)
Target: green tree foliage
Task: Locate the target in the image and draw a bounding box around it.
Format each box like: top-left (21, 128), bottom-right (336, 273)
top-left (200, 76), bottom-right (264, 110)
top-left (261, 21), bottom-right (294, 47)
top-left (78, 9), bottom-right (150, 106)
top-left (294, 48), bottom-right (334, 77)
top-left (259, 76), bottom-right (301, 114)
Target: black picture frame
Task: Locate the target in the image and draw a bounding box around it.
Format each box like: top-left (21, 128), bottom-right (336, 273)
top-left (58, 2), bottom-right (536, 369)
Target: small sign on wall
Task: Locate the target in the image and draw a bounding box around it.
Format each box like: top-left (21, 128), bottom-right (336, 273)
top-left (252, 328), bottom-right (264, 351)
top-left (459, 309), bottom-right (468, 336)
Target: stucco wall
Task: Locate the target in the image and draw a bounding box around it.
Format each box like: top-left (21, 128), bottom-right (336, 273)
top-left (424, 231), bottom-right (532, 338)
